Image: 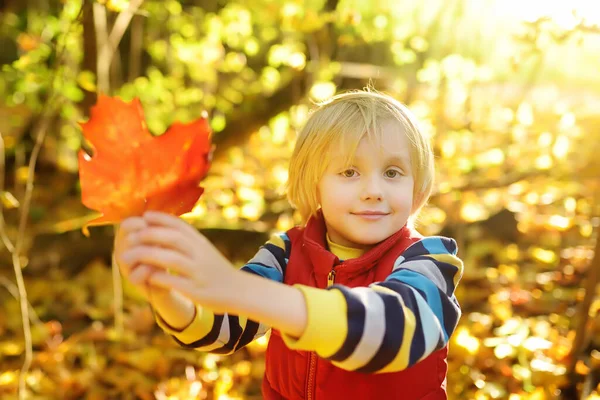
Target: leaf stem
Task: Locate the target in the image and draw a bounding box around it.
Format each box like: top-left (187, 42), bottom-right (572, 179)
top-left (112, 226), bottom-right (124, 337)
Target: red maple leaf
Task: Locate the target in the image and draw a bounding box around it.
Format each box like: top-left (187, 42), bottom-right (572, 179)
top-left (78, 95), bottom-right (212, 231)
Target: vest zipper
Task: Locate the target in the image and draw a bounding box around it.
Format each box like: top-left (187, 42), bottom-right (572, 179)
top-left (307, 352), bottom-right (317, 400)
top-left (327, 268), bottom-right (336, 287)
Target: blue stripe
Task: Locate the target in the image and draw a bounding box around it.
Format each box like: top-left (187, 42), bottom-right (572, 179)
top-left (388, 270), bottom-right (447, 341)
top-left (402, 241), bottom-right (427, 259)
top-left (441, 237), bottom-right (458, 255)
top-left (263, 243), bottom-right (288, 276)
top-left (404, 288), bottom-right (425, 366)
top-left (222, 315), bottom-right (242, 352)
top-left (243, 263), bottom-right (283, 282)
top-left (435, 260), bottom-right (461, 293)
top-left (328, 286), bottom-right (366, 362)
top-left (441, 294), bottom-right (461, 338)
top-left (234, 320), bottom-right (261, 351)
top-left (355, 287), bottom-right (406, 373)
top-left (420, 237), bottom-right (450, 256)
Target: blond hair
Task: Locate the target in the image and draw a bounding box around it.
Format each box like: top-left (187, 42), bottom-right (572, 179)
top-left (287, 89), bottom-right (434, 224)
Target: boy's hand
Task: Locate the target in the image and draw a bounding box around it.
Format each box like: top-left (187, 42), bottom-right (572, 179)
top-left (120, 211), bottom-right (237, 313)
top-left (114, 216), bottom-right (168, 300)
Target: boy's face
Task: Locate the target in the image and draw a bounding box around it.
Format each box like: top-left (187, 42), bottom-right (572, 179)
top-left (317, 121), bottom-right (415, 250)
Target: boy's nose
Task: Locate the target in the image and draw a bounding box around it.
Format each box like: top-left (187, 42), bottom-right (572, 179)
top-left (360, 176), bottom-right (383, 201)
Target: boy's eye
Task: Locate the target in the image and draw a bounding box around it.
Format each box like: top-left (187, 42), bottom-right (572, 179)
top-left (385, 169), bottom-right (401, 178)
top-left (341, 169), bottom-right (357, 178)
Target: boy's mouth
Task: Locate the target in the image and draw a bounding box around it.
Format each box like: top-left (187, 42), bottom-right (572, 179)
top-left (352, 211), bottom-right (389, 215)
top-left (351, 211), bottom-right (390, 220)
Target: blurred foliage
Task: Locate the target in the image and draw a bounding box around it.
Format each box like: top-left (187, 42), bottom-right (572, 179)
top-left (0, 0), bottom-right (599, 399)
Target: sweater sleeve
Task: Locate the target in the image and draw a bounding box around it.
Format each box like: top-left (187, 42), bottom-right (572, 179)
top-left (155, 232), bottom-right (291, 354)
top-left (280, 236), bottom-right (463, 373)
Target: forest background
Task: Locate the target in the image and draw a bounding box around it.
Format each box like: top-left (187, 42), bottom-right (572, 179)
top-left (0, 0), bottom-right (599, 399)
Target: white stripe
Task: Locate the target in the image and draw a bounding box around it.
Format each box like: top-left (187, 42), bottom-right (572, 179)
top-left (394, 259), bottom-right (448, 293)
top-left (247, 247), bottom-right (284, 275)
top-left (335, 287), bottom-right (386, 371)
top-left (392, 256), bottom-right (405, 271)
top-left (255, 324), bottom-right (270, 338)
top-left (407, 286), bottom-right (444, 361)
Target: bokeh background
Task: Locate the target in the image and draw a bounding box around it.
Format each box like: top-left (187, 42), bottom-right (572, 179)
top-left (0, 0), bottom-right (599, 399)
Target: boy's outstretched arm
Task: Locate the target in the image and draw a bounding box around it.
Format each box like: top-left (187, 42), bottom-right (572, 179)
top-left (150, 235), bottom-right (462, 373)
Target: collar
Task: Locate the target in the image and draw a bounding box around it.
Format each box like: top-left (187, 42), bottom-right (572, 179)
top-left (326, 234), bottom-right (365, 260)
top-left (302, 210), bottom-right (414, 279)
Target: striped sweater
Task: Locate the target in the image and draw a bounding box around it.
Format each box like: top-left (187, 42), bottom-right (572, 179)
top-left (155, 232), bottom-right (463, 373)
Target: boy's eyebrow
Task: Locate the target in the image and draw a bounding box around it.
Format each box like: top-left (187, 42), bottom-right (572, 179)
top-left (330, 154), bottom-right (411, 169)
top-left (385, 155), bottom-right (410, 169)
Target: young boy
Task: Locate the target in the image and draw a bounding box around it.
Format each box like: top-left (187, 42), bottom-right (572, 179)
top-left (115, 90), bottom-right (464, 399)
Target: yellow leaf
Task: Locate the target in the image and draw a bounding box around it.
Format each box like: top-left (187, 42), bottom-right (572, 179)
top-left (77, 71), bottom-right (97, 92)
top-left (0, 370), bottom-right (18, 385)
top-left (1, 191), bottom-right (19, 209)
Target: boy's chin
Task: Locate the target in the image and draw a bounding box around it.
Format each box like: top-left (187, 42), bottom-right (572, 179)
top-left (347, 234), bottom-right (392, 248)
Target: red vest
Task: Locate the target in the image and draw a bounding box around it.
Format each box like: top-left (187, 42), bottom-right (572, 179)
top-left (262, 214), bottom-right (449, 400)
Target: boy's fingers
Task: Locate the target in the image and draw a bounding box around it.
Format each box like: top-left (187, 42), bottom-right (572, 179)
top-left (131, 227), bottom-right (194, 257)
top-left (116, 259), bottom-right (133, 277)
top-left (119, 217), bottom-right (148, 236)
top-left (148, 271), bottom-right (197, 300)
top-left (128, 264), bottom-right (154, 285)
top-left (115, 217), bottom-right (148, 253)
top-left (121, 246), bottom-right (195, 277)
top-left (143, 211), bottom-right (198, 236)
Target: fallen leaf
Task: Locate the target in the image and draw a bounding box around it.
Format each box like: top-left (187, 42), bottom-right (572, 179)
top-left (78, 95), bottom-right (212, 231)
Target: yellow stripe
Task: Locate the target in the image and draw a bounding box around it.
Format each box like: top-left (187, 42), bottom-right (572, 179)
top-left (371, 284), bottom-right (398, 297)
top-left (238, 315), bottom-right (248, 330)
top-left (427, 253), bottom-right (464, 287)
top-left (267, 233), bottom-right (286, 251)
top-left (280, 285), bottom-right (348, 358)
top-left (155, 304), bottom-right (215, 344)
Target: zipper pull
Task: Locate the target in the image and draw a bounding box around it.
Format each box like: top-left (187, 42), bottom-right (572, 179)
top-left (327, 269), bottom-right (336, 287)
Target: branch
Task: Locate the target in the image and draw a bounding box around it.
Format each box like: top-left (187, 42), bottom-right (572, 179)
top-left (0, 276), bottom-right (44, 330)
top-left (93, 2), bottom-right (109, 94)
top-left (0, 132), bottom-right (15, 252)
top-left (95, 0), bottom-right (144, 93)
top-left (337, 62), bottom-right (400, 80)
top-left (12, 106), bottom-right (55, 400)
top-left (128, 13), bottom-right (143, 81)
